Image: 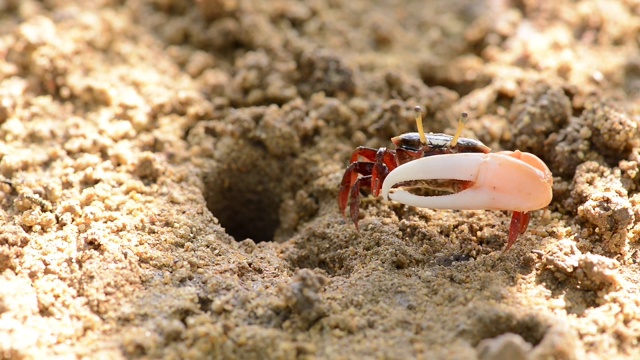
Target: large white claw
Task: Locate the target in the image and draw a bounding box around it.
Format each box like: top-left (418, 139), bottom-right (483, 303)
top-left (381, 151), bottom-right (553, 212)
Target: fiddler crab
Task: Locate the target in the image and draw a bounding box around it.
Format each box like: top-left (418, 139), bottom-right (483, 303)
top-left (338, 106), bottom-right (553, 252)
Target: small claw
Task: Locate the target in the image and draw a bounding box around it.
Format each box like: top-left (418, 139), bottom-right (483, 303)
top-left (381, 151), bottom-right (552, 212)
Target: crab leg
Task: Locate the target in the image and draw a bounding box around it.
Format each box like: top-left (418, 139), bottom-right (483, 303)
top-left (339, 146), bottom-right (399, 227)
top-left (507, 211), bottom-right (531, 252)
top-left (339, 162), bottom-right (374, 216)
top-left (348, 176), bottom-right (371, 230)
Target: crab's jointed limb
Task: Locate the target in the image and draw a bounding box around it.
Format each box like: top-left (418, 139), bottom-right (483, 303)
top-left (381, 150), bottom-right (553, 251)
top-left (338, 146), bottom-right (398, 229)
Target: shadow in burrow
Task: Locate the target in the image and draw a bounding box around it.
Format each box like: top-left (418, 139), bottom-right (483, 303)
top-left (190, 107), bottom-right (329, 246)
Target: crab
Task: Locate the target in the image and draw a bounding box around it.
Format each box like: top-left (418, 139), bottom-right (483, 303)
top-left (338, 106), bottom-right (553, 251)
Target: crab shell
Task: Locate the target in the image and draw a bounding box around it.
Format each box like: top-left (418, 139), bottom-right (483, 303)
top-left (380, 150), bottom-right (553, 212)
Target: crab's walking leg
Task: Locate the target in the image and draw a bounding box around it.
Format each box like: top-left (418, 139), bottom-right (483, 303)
top-left (339, 147), bottom-right (397, 219)
top-left (505, 211), bottom-right (531, 252)
top-left (349, 146), bottom-right (396, 166)
top-left (339, 162), bottom-right (374, 215)
top-left (371, 148), bottom-right (392, 197)
top-left (349, 176), bottom-right (371, 230)
top-left (350, 146), bottom-right (377, 162)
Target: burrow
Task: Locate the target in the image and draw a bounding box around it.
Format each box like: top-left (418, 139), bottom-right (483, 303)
top-left (190, 105), bottom-right (326, 245)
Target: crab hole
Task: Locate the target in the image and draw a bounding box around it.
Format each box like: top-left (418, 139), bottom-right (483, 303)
top-left (204, 137), bottom-right (285, 243)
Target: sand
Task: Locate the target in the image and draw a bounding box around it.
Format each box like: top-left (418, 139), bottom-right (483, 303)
top-left (1, 0), bottom-right (640, 359)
